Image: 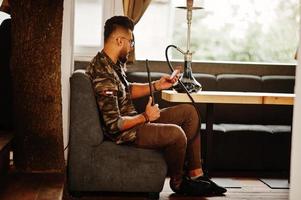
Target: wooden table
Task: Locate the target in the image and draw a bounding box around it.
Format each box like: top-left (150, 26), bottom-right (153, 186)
top-left (162, 90), bottom-right (295, 174)
top-left (162, 90), bottom-right (295, 105)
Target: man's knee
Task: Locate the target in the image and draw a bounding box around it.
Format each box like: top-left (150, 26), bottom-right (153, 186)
top-left (170, 125), bottom-right (187, 147)
top-left (181, 104), bottom-right (200, 121)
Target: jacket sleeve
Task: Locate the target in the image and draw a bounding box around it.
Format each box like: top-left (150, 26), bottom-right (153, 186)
top-left (91, 69), bottom-right (122, 135)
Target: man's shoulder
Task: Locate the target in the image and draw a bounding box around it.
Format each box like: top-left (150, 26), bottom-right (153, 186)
top-left (86, 52), bottom-right (114, 76)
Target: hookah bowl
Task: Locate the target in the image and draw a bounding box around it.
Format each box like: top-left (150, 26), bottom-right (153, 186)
top-left (174, 54), bottom-right (202, 93)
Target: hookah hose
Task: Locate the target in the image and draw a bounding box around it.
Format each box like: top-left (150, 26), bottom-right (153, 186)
top-left (165, 45), bottom-right (202, 144)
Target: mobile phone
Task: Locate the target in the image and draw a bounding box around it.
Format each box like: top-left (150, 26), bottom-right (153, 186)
top-left (170, 69), bottom-right (179, 79)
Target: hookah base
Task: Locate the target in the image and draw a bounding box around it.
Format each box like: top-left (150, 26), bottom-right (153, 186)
top-left (173, 81), bottom-right (202, 93)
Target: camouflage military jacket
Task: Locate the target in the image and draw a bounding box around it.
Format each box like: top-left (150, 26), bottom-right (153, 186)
top-left (86, 51), bottom-right (138, 144)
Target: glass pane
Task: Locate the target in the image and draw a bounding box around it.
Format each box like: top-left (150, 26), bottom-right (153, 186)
top-left (134, 0), bottom-right (173, 60)
top-left (74, 0), bottom-right (103, 47)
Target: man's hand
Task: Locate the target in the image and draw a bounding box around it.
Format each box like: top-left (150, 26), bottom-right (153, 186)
top-left (154, 69), bottom-right (180, 90)
top-left (145, 97), bottom-right (160, 122)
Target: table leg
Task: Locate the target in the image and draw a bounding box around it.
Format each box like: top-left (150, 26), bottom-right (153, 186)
top-left (288, 124), bottom-right (292, 183)
top-left (205, 103), bottom-right (214, 176)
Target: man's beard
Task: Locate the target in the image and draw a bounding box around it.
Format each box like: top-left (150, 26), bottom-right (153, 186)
top-left (118, 48), bottom-right (129, 64)
top-left (119, 55), bottom-right (128, 64)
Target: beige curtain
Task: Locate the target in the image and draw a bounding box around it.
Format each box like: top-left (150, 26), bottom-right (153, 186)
top-left (123, 0), bottom-right (152, 24)
top-left (123, 0), bottom-right (152, 63)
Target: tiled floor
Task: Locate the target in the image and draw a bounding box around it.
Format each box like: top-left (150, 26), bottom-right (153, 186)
top-left (63, 177), bottom-right (289, 200)
top-left (0, 166), bottom-right (289, 200)
top-left (0, 172), bottom-right (65, 200)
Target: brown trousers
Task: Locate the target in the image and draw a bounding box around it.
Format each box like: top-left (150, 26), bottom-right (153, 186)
top-left (134, 104), bottom-right (201, 178)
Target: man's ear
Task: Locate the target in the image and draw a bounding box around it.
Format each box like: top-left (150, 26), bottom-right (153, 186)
top-left (116, 37), bottom-right (123, 47)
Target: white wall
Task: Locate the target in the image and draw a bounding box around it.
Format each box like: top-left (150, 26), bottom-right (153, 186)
top-left (289, 20), bottom-right (301, 200)
top-left (61, 0), bottom-right (75, 159)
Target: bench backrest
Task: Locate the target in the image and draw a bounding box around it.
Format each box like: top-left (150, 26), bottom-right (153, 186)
top-left (69, 70), bottom-right (103, 145)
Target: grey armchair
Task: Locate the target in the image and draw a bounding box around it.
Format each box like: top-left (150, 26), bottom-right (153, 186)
top-left (67, 70), bottom-right (167, 198)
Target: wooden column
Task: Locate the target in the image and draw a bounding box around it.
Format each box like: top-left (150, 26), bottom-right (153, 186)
top-left (10, 0), bottom-right (65, 172)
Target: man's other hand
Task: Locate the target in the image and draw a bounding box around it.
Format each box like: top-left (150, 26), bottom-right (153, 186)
top-left (155, 68), bottom-right (180, 90)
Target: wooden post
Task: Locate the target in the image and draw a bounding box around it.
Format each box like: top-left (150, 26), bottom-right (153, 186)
top-left (10, 0), bottom-right (65, 172)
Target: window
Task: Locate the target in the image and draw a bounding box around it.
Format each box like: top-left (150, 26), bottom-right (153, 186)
top-left (74, 0), bottom-right (104, 59)
top-left (73, 0), bottom-right (123, 60)
top-left (134, 0), bottom-right (300, 63)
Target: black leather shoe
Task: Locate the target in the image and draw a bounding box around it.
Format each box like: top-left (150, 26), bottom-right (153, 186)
top-left (194, 176), bottom-right (227, 195)
top-left (170, 176), bottom-right (211, 196)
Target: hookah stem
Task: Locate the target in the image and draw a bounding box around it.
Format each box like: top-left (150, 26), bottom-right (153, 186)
top-left (165, 45), bottom-right (201, 144)
top-left (187, 6), bottom-right (192, 53)
top-left (145, 59), bottom-right (155, 106)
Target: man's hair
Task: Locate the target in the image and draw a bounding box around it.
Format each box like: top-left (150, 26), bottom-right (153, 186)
top-left (104, 16), bottom-right (134, 42)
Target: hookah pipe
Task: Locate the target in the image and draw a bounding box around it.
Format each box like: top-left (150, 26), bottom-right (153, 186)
top-left (144, 0), bottom-right (207, 173)
top-left (163, 0), bottom-right (204, 145)
top-left (143, 0), bottom-right (205, 145)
